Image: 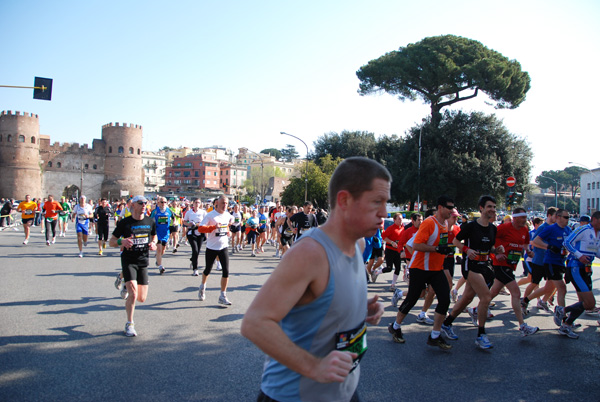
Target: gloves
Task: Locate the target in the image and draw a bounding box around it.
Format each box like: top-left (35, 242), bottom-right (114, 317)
top-left (435, 245), bottom-right (454, 255)
top-left (547, 245), bottom-right (561, 254)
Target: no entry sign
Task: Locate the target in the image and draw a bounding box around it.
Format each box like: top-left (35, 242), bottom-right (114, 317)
top-left (506, 176), bottom-right (516, 187)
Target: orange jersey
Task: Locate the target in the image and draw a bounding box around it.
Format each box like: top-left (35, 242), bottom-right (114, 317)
top-left (43, 201), bottom-right (63, 219)
top-left (408, 216), bottom-right (448, 271)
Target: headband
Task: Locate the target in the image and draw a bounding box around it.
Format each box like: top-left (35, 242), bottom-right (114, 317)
top-left (512, 212), bottom-right (527, 217)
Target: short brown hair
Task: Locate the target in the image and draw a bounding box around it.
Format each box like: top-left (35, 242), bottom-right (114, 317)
top-left (328, 157), bottom-right (391, 210)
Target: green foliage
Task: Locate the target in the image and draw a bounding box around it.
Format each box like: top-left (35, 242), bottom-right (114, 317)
top-left (536, 166), bottom-right (586, 199)
top-left (280, 159), bottom-right (341, 208)
top-left (312, 131), bottom-right (378, 162)
top-left (260, 148), bottom-right (282, 160)
top-left (356, 35), bottom-right (531, 125)
top-left (280, 144), bottom-right (300, 162)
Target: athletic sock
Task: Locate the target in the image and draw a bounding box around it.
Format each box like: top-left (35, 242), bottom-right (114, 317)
top-left (393, 321), bottom-right (401, 330)
top-left (523, 297), bottom-right (530, 304)
top-left (565, 302), bottom-right (585, 325)
top-left (392, 274), bottom-right (398, 285)
top-left (477, 326), bottom-right (486, 336)
top-left (418, 311), bottom-right (426, 319)
top-left (431, 330), bottom-right (441, 339)
top-left (444, 315), bottom-right (456, 326)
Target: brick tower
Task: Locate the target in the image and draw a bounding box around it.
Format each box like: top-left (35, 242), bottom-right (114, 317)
top-left (100, 122), bottom-right (144, 199)
top-left (0, 111), bottom-right (42, 199)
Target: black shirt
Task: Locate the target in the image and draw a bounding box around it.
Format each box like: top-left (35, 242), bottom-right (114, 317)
top-left (456, 220), bottom-right (497, 268)
top-left (112, 216), bottom-right (156, 267)
top-left (290, 211), bottom-right (318, 238)
top-left (95, 205), bottom-right (113, 224)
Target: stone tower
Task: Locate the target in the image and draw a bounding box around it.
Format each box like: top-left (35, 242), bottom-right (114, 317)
top-left (100, 122), bottom-right (144, 199)
top-left (0, 111), bottom-right (42, 199)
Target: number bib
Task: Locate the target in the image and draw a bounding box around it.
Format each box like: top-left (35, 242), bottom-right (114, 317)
top-left (335, 322), bottom-right (367, 373)
top-left (25, 209), bottom-right (33, 215)
top-left (77, 214), bottom-right (87, 221)
top-left (157, 216), bottom-right (169, 225)
top-left (132, 235), bottom-right (149, 250)
top-left (506, 250), bottom-right (522, 264)
top-left (473, 251), bottom-right (489, 262)
top-left (215, 224), bottom-right (229, 236)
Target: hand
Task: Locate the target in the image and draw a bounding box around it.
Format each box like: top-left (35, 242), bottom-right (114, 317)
top-left (435, 245), bottom-right (453, 255)
top-left (149, 241), bottom-right (157, 251)
top-left (526, 250), bottom-right (534, 258)
top-left (121, 236), bottom-right (134, 250)
top-left (312, 351), bottom-right (357, 383)
top-left (496, 253), bottom-right (507, 262)
top-left (548, 245), bottom-right (561, 254)
top-left (579, 255), bottom-right (592, 265)
top-left (495, 245), bottom-right (505, 254)
top-left (366, 295), bottom-right (384, 325)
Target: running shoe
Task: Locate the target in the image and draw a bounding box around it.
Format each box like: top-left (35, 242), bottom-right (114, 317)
top-left (159, 265), bottom-right (165, 275)
top-left (520, 298), bottom-right (529, 316)
top-left (537, 299), bottom-right (551, 312)
top-left (498, 288), bottom-right (509, 296)
top-left (451, 288), bottom-right (458, 303)
top-left (120, 287), bottom-right (128, 300)
top-left (558, 324), bottom-right (579, 339)
top-left (251, 253), bottom-right (256, 257)
top-left (553, 306), bottom-right (565, 327)
top-left (467, 307), bottom-right (478, 326)
top-left (172, 246), bottom-right (178, 254)
top-left (475, 334), bottom-right (493, 349)
top-left (388, 323), bottom-right (405, 343)
top-left (79, 252), bottom-right (83, 258)
top-left (416, 314), bottom-right (434, 325)
top-left (381, 266), bottom-right (392, 273)
top-left (83, 241), bottom-right (88, 247)
top-left (388, 285), bottom-right (396, 292)
top-left (216, 262), bottom-right (222, 271)
top-left (98, 250), bottom-right (103, 255)
top-left (198, 287), bottom-right (205, 301)
top-left (427, 335), bottom-right (452, 350)
top-left (192, 269), bottom-right (199, 276)
top-left (103, 243), bottom-right (106, 249)
top-left (114, 274), bottom-right (123, 290)
top-left (519, 323), bottom-right (539, 337)
top-left (124, 322), bottom-right (137, 337)
top-left (371, 268), bottom-right (381, 283)
top-left (441, 324), bottom-right (458, 340)
top-left (585, 307), bottom-right (600, 316)
top-left (46, 240), bottom-right (50, 246)
top-left (51, 238), bottom-right (56, 244)
top-left (218, 294), bottom-right (232, 306)
top-left (391, 289), bottom-right (403, 307)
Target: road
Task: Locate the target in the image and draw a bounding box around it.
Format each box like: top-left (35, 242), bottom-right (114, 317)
top-left (0, 227), bottom-right (599, 401)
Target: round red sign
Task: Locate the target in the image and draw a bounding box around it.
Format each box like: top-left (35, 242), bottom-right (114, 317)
top-left (506, 176), bottom-right (516, 187)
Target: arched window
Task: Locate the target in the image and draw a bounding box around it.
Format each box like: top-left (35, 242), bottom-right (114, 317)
top-left (93, 164), bottom-right (97, 170)
top-left (109, 146), bottom-right (112, 153)
top-left (0, 135), bottom-right (2, 142)
top-left (48, 161), bottom-right (53, 167)
top-left (31, 136), bottom-right (36, 144)
top-left (18, 135), bottom-right (25, 142)
top-left (7, 135), bottom-right (12, 142)
top-left (129, 147), bottom-right (133, 154)
top-left (137, 149), bottom-right (140, 155)
top-left (118, 146), bottom-right (124, 154)
top-left (84, 164), bottom-right (89, 170)
top-left (57, 162), bottom-right (62, 168)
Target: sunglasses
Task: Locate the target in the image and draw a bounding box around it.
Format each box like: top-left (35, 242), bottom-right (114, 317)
top-left (137, 201), bottom-right (147, 205)
top-left (443, 205), bottom-right (455, 210)
top-left (558, 215), bottom-right (570, 219)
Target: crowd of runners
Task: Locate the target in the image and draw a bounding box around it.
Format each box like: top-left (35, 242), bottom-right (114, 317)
top-left (2, 191), bottom-right (599, 344)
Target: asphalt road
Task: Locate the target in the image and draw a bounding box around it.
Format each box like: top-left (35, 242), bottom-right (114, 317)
top-left (1, 227), bottom-right (599, 401)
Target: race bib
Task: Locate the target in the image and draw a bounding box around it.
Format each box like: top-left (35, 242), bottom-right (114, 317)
top-left (284, 228), bottom-right (294, 236)
top-left (59, 211), bottom-right (68, 216)
top-left (506, 250), bottom-right (522, 264)
top-left (585, 264), bottom-right (592, 273)
top-left (473, 251), bottom-right (489, 262)
top-left (215, 224), bottom-right (229, 237)
top-left (335, 322), bottom-right (367, 373)
top-left (25, 209), bottom-right (33, 215)
top-left (77, 214), bottom-right (87, 221)
top-left (438, 232), bottom-right (448, 246)
top-left (132, 235), bottom-right (149, 250)
top-left (157, 216), bottom-right (169, 225)
top-left (234, 217), bottom-right (240, 223)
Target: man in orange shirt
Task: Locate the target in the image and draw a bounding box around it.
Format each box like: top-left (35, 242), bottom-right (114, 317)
top-left (17, 194), bottom-right (37, 245)
top-left (42, 194), bottom-right (63, 245)
top-left (381, 213), bottom-right (405, 290)
top-left (388, 195), bottom-right (455, 349)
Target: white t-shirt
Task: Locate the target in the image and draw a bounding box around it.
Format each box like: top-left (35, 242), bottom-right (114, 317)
top-left (231, 211), bottom-right (242, 227)
top-left (201, 209), bottom-right (233, 250)
top-left (184, 208), bottom-right (207, 236)
top-left (73, 204), bottom-right (93, 223)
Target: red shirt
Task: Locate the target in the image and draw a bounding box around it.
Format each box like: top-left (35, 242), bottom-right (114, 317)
top-left (382, 223), bottom-right (404, 252)
top-left (398, 225), bottom-right (418, 259)
top-left (43, 201), bottom-right (63, 219)
top-left (491, 222), bottom-right (530, 269)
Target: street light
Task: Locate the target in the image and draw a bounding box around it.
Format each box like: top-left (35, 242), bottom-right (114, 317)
top-left (538, 175), bottom-right (558, 207)
top-left (280, 132), bottom-right (309, 202)
top-left (247, 149), bottom-right (264, 203)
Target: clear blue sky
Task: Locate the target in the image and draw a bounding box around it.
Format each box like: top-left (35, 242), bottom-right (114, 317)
top-left (1, 0), bottom-right (599, 180)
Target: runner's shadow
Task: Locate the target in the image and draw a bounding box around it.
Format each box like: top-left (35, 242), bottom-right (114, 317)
top-left (0, 325), bottom-right (111, 346)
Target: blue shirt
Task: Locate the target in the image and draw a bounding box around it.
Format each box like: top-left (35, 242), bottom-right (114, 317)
top-left (531, 222), bottom-right (548, 265)
top-left (536, 223), bottom-right (572, 265)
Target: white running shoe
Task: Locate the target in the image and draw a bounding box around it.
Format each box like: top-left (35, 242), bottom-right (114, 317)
top-left (216, 261), bottom-right (222, 271)
top-left (192, 269), bottom-right (199, 276)
top-left (23, 239), bottom-right (28, 245)
top-left (391, 289), bottom-right (403, 307)
top-left (114, 274), bottom-right (123, 290)
top-left (46, 240), bottom-right (50, 246)
top-left (198, 287), bottom-right (206, 301)
top-left (451, 289), bottom-right (458, 303)
top-left (519, 323), bottom-right (539, 337)
top-left (467, 307), bottom-right (478, 326)
top-left (79, 252), bottom-right (83, 258)
top-left (124, 322), bottom-right (137, 337)
top-left (475, 334), bottom-right (493, 349)
top-left (51, 238), bottom-right (56, 244)
top-left (218, 294), bottom-right (232, 306)
top-left (159, 265), bottom-right (165, 275)
top-left (120, 287), bottom-right (128, 300)
top-left (416, 314), bottom-right (434, 325)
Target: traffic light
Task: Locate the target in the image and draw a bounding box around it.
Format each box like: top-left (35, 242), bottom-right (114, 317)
top-left (505, 192), bottom-right (522, 206)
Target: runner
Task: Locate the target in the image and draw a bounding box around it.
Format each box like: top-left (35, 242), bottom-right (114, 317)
top-left (275, 206), bottom-right (296, 258)
top-left (381, 213), bottom-right (406, 291)
top-left (441, 195), bottom-right (501, 350)
top-left (388, 195), bottom-right (455, 350)
top-left (197, 195), bottom-right (234, 305)
top-left (241, 157), bottom-right (386, 401)
top-left (230, 203), bottom-right (242, 253)
top-left (556, 211), bottom-right (600, 338)
top-left (58, 196), bottom-right (72, 237)
top-left (256, 206), bottom-right (268, 254)
top-left (94, 198), bottom-right (112, 255)
top-left (151, 196), bottom-right (172, 274)
top-left (291, 201), bottom-right (318, 240)
top-left (183, 199), bottom-right (207, 276)
top-left (169, 200), bottom-right (183, 253)
top-left (42, 195), bottom-right (63, 245)
top-left (71, 195), bottom-right (94, 258)
top-left (109, 195), bottom-right (157, 337)
top-left (17, 195), bottom-right (37, 244)
top-left (489, 207), bottom-right (539, 336)
top-left (246, 209), bottom-right (260, 257)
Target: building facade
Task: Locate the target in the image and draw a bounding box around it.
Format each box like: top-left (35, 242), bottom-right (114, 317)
top-left (142, 151), bottom-right (167, 195)
top-left (0, 110), bottom-right (144, 201)
top-left (580, 168), bottom-right (600, 215)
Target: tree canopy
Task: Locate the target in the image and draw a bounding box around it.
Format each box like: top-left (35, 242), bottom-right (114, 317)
top-left (535, 166), bottom-right (586, 199)
top-left (260, 148), bottom-right (282, 160)
top-left (356, 35), bottom-right (531, 125)
top-left (280, 144), bottom-right (300, 162)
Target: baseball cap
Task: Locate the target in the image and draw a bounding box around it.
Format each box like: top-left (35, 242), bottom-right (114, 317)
top-left (579, 215), bottom-right (591, 223)
top-left (132, 195), bottom-right (148, 203)
top-left (451, 209), bottom-right (460, 217)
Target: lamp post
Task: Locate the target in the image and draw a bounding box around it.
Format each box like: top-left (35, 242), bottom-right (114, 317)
top-left (247, 150), bottom-right (264, 203)
top-left (280, 132), bottom-right (309, 202)
top-left (539, 175), bottom-right (558, 207)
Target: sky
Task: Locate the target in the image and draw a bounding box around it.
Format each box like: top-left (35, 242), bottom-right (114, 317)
top-left (1, 0), bottom-right (599, 181)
